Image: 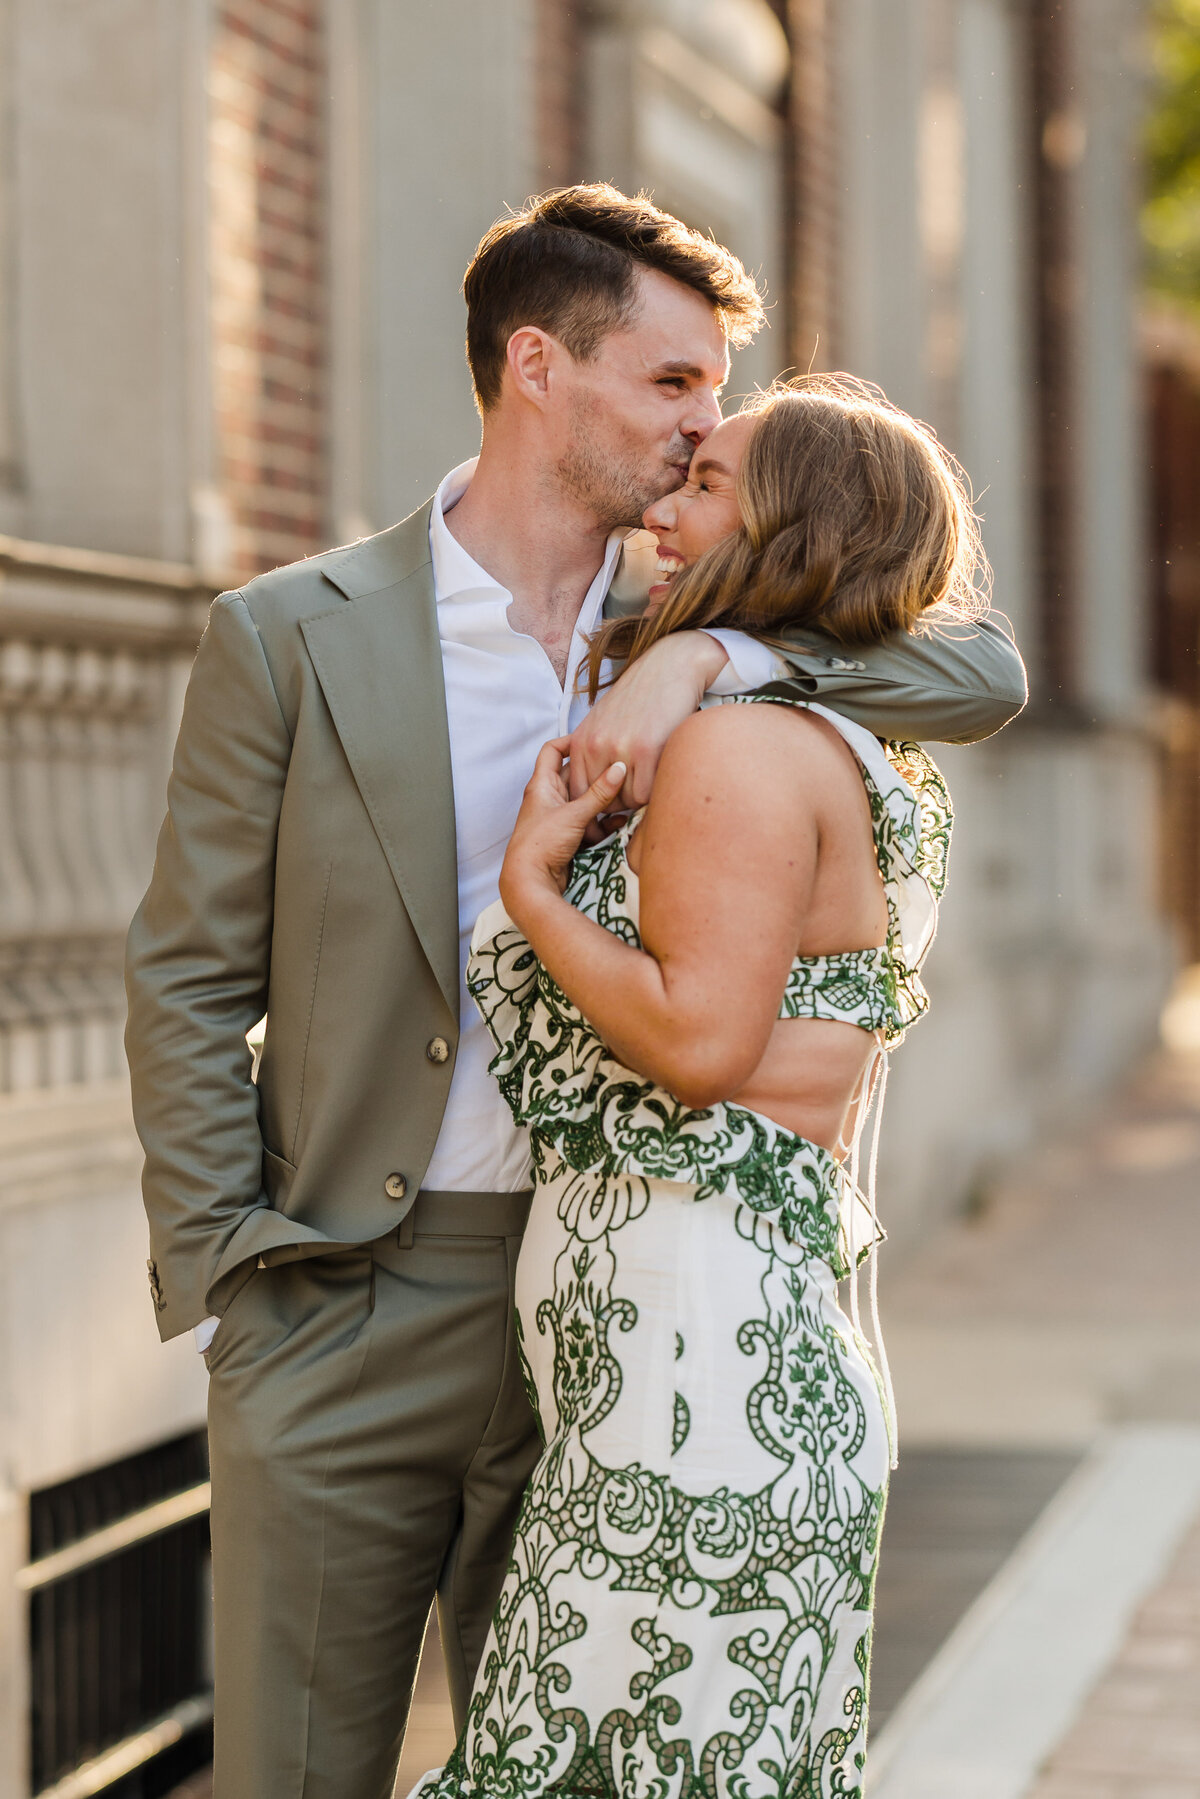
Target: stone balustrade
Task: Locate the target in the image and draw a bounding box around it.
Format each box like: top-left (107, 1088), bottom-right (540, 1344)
top-left (0, 536), bottom-right (213, 1094)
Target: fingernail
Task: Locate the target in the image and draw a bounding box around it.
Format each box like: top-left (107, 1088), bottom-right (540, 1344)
top-left (609, 761), bottom-right (627, 781)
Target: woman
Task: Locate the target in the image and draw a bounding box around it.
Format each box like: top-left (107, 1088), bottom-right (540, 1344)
top-left (411, 376), bottom-right (979, 1798)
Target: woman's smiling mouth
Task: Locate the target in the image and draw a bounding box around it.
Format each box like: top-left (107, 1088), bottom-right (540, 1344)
top-left (649, 548), bottom-right (687, 601)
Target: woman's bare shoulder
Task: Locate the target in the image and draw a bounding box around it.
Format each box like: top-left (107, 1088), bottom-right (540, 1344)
top-left (656, 700), bottom-right (863, 813)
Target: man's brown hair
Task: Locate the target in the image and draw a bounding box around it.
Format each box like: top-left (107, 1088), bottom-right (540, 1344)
top-left (463, 184), bottom-right (766, 412)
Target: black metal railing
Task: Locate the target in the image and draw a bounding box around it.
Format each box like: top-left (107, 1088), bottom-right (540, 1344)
top-left (23, 1431), bottom-right (213, 1799)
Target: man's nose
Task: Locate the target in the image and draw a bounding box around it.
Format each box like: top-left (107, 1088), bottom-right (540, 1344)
top-left (680, 386), bottom-right (723, 444)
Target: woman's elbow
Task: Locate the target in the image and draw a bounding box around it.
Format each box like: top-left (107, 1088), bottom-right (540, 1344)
top-left (656, 1037), bottom-right (760, 1111)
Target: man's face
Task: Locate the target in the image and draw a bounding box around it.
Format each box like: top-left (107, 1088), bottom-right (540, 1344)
top-left (554, 268), bottom-right (731, 531)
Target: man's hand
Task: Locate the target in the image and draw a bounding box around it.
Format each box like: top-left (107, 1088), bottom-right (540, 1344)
top-left (566, 631), bottom-right (729, 808)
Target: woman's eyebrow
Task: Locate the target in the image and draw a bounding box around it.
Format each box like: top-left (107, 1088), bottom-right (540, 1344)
top-left (690, 455), bottom-right (731, 480)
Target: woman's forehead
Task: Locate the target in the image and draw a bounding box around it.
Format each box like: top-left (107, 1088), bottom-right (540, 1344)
top-left (690, 412), bottom-right (755, 474)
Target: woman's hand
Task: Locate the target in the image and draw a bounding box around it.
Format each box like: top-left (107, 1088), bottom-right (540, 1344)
top-left (500, 737), bottom-right (626, 919)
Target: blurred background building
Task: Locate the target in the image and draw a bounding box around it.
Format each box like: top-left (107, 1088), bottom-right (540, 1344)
top-left (0, 1), bottom-right (1195, 1794)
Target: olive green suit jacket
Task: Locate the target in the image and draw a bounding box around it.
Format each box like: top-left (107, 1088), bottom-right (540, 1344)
top-left (125, 501), bottom-right (1027, 1341)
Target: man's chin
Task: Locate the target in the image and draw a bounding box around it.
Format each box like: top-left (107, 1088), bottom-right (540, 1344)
top-left (598, 467), bottom-right (689, 532)
top-left (623, 465), bottom-right (688, 526)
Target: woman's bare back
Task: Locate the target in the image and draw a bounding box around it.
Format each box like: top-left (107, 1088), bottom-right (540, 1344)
top-left (627, 705), bottom-right (889, 1153)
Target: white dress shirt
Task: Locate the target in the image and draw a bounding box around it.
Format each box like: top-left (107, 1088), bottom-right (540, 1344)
top-left (421, 458), bottom-right (781, 1191)
top-left (194, 459), bottom-right (780, 1350)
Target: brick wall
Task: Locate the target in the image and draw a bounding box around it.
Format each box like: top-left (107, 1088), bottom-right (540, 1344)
top-left (209, 0), bottom-right (328, 580)
top-left (535, 0), bottom-right (584, 190)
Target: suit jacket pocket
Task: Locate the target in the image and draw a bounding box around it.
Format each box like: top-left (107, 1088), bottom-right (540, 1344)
top-left (202, 1264), bottom-right (262, 1373)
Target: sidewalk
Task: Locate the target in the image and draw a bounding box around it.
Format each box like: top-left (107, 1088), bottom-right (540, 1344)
top-left (1028, 1510), bottom-right (1200, 1799)
top-left (867, 974), bottom-right (1200, 1796)
top-left (884, 1020), bottom-right (1200, 1451)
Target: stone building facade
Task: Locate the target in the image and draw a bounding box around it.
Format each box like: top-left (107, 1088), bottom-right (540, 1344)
top-left (0, 0), bottom-right (1168, 1791)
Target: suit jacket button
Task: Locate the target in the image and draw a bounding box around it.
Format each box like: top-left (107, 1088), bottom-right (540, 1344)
top-left (426, 1036), bottom-right (451, 1064)
top-left (385, 1172), bottom-right (408, 1201)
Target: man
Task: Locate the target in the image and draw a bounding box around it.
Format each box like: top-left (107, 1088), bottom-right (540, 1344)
top-left (125, 185), bottom-right (1025, 1799)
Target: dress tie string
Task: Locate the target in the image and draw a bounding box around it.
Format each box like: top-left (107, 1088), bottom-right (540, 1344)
top-left (841, 1039), bottom-right (898, 1470)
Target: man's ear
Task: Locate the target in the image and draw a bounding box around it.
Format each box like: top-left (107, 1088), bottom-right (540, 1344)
top-left (505, 326), bottom-right (558, 404)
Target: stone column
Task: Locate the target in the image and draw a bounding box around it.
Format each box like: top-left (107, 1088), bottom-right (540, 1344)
top-left (833, 0), bottom-right (929, 417)
top-left (584, 0), bottom-right (791, 398)
top-left (362, 0), bottom-right (537, 520)
top-left (1073, 0), bottom-right (1147, 722)
top-left (786, 0), bottom-right (840, 371)
top-left (960, 0), bottom-right (1038, 651)
top-left (1031, 0), bottom-right (1082, 708)
top-left (8, 0), bottom-right (191, 559)
top-left (0, 4), bottom-right (215, 1774)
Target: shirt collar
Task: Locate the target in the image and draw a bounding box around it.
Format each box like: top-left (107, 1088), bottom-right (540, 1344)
top-left (428, 457), bottom-right (629, 624)
top-left (429, 459), bottom-right (497, 605)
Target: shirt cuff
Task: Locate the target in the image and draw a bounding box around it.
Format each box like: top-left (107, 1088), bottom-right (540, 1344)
top-left (194, 1316), bottom-right (219, 1354)
top-left (701, 629), bottom-right (789, 695)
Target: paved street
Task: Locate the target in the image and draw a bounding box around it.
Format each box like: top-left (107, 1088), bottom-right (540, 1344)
top-left (393, 1622), bottom-right (454, 1795)
top-left (869, 1446), bottom-right (1080, 1732)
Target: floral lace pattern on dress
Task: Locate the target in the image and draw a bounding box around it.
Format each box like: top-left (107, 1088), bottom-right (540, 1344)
top-left (467, 703), bottom-right (950, 1276)
top-left (408, 701), bottom-right (955, 1799)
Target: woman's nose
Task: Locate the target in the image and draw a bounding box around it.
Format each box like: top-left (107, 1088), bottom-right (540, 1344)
top-left (642, 492), bottom-right (677, 532)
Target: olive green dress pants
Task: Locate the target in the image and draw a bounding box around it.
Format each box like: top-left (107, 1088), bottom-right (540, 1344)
top-left (205, 1194), bottom-right (539, 1799)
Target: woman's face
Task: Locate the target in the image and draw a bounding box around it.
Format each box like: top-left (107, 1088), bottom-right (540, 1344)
top-left (641, 412), bottom-right (755, 607)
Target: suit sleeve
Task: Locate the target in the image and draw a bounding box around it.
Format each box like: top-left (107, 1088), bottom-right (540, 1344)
top-left (771, 614), bottom-right (1029, 743)
top-left (125, 592), bottom-right (292, 1338)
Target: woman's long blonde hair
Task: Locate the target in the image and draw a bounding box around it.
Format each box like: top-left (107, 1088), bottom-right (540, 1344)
top-left (585, 373), bottom-right (989, 699)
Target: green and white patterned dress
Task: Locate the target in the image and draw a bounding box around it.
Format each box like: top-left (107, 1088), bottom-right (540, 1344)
top-left (410, 701), bottom-right (951, 1799)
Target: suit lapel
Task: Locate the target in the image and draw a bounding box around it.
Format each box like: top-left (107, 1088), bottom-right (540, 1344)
top-left (301, 509), bottom-right (459, 1019)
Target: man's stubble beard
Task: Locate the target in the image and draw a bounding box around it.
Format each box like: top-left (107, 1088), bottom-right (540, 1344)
top-left (557, 393), bottom-right (689, 532)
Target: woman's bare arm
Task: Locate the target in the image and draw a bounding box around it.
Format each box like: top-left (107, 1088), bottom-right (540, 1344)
top-left (500, 705), bottom-right (840, 1107)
